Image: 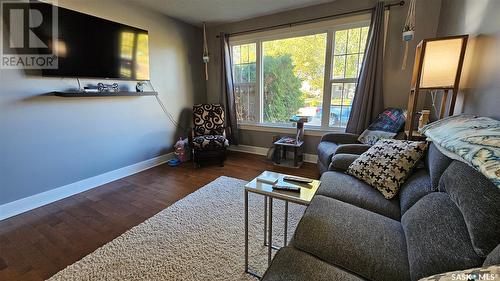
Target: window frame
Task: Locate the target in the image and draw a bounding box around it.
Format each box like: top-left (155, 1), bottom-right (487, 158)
top-left (230, 19), bottom-right (370, 131)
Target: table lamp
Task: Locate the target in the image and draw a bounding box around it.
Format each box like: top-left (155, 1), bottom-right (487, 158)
top-left (405, 35), bottom-right (468, 139)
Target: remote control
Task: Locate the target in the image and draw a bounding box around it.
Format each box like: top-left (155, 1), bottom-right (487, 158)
top-left (272, 185), bottom-right (301, 192)
top-left (283, 175), bottom-right (313, 183)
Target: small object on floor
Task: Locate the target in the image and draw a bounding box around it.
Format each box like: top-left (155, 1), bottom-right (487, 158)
top-left (174, 137), bottom-right (190, 162)
top-left (272, 185), bottom-right (300, 192)
top-left (257, 176), bottom-right (278, 185)
top-left (283, 175), bottom-right (313, 183)
top-left (167, 158), bottom-right (181, 167)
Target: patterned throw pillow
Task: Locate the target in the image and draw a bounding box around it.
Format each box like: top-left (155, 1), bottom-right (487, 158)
top-left (347, 139), bottom-right (428, 199)
top-left (358, 108), bottom-right (407, 145)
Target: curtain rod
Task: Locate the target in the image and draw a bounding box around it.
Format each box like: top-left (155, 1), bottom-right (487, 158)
top-left (216, 1), bottom-right (404, 38)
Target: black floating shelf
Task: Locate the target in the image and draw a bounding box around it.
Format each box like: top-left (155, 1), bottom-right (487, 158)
top-left (51, 91), bottom-right (158, 97)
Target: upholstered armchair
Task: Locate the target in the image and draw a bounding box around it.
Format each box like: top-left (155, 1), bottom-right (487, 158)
top-left (317, 131), bottom-right (406, 174)
top-left (317, 133), bottom-right (371, 174)
top-left (189, 104), bottom-right (229, 168)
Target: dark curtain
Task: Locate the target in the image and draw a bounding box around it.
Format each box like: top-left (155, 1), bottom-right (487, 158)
top-left (346, 2), bottom-right (386, 134)
top-left (220, 32), bottom-right (239, 145)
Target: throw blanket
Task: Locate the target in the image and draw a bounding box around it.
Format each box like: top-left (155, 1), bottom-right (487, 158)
top-left (420, 115), bottom-right (500, 188)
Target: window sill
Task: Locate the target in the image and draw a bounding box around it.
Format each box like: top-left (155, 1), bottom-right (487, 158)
top-left (238, 123), bottom-right (345, 137)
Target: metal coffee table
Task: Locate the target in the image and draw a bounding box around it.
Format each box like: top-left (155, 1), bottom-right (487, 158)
top-left (244, 171), bottom-right (321, 278)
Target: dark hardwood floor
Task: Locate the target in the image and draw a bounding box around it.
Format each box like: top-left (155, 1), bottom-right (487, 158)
top-left (0, 151), bottom-right (319, 281)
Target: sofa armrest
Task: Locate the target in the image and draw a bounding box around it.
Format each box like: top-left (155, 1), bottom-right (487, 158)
top-left (329, 154), bottom-right (360, 172)
top-left (320, 133), bottom-right (360, 144)
top-left (335, 144), bottom-right (371, 155)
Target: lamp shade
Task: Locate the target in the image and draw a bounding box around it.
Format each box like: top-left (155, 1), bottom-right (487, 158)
top-left (419, 37), bottom-right (465, 88)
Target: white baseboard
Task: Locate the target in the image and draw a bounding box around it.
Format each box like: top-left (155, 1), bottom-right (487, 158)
top-left (0, 153), bottom-right (174, 221)
top-left (229, 145), bottom-right (318, 164)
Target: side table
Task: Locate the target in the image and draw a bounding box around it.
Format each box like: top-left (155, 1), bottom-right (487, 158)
top-left (244, 171), bottom-right (321, 278)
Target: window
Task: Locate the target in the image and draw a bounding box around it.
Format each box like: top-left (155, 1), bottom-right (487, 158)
top-left (231, 22), bottom-right (369, 129)
top-left (330, 27), bottom-right (369, 127)
top-left (119, 32), bottom-right (149, 80)
top-left (262, 33), bottom-right (327, 126)
top-left (232, 43), bottom-right (257, 122)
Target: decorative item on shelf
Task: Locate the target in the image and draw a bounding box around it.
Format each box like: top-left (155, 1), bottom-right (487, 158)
top-left (405, 35), bottom-right (468, 140)
top-left (418, 109), bottom-right (430, 130)
top-left (202, 22), bottom-right (209, 80)
top-left (97, 82), bottom-right (119, 92)
top-left (136, 81), bottom-right (147, 92)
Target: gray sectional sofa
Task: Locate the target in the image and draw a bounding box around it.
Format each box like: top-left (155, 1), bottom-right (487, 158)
top-left (262, 142), bottom-right (500, 281)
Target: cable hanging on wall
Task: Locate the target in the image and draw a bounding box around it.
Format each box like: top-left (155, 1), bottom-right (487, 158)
top-left (402, 0), bottom-right (416, 70)
top-left (147, 80), bottom-right (185, 131)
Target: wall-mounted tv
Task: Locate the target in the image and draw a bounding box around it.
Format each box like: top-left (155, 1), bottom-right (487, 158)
top-left (35, 3), bottom-right (150, 80)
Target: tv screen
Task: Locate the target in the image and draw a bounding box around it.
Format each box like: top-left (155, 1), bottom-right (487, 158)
top-left (36, 3), bottom-right (150, 80)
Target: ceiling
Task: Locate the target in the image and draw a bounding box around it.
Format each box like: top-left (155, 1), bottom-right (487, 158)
top-left (129, 0), bottom-right (335, 26)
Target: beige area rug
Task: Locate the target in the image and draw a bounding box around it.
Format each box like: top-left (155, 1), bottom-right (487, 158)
top-left (48, 176), bottom-right (306, 280)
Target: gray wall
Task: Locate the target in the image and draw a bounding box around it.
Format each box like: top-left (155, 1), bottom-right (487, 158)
top-left (0, 0), bottom-right (205, 205)
top-left (206, 0), bottom-right (442, 154)
top-left (435, 0), bottom-right (500, 119)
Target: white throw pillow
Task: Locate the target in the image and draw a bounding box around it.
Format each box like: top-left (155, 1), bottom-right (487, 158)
top-left (347, 139), bottom-right (428, 199)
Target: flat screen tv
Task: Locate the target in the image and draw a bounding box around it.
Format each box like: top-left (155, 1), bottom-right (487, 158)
top-left (35, 3), bottom-right (150, 80)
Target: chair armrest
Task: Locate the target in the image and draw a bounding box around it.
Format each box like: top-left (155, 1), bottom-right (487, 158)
top-left (335, 144), bottom-right (371, 155)
top-left (328, 153), bottom-right (360, 172)
top-left (320, 133), bottom-right (360, 144)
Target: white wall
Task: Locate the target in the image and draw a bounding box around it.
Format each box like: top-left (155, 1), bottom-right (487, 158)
top-left (0, 0), bottom-right (205, 205)
top-left (435, 0), bottom-right (500, 119)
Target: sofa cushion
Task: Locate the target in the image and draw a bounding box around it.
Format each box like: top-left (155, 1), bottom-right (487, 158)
top-left (484, 244), bottom-right (500, 266)
top-left (440, 161), bottom-right (500, 257)
top-left (329, 153), bottom-right (360, 172)
top-left (261, 246), bottom-right (364, 281)
top-left (401, 193), bottom-right (483, 281)
top-left (425, 142), bottom-right (452, 190)
top-left (293, 195), bottom-right (410, 281)
top-left (347, 139), bottom-right (428, 199)
top-left (318, 171), bottom-right (400, 220)
top-left (317, 141), bottom-right (339, 168)
top-left (192, 135), bottom-right (229, 149)
top-left (335, 144), bottom-right (372, 155)
top-left (399, 168), bottom-right (432, 215)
